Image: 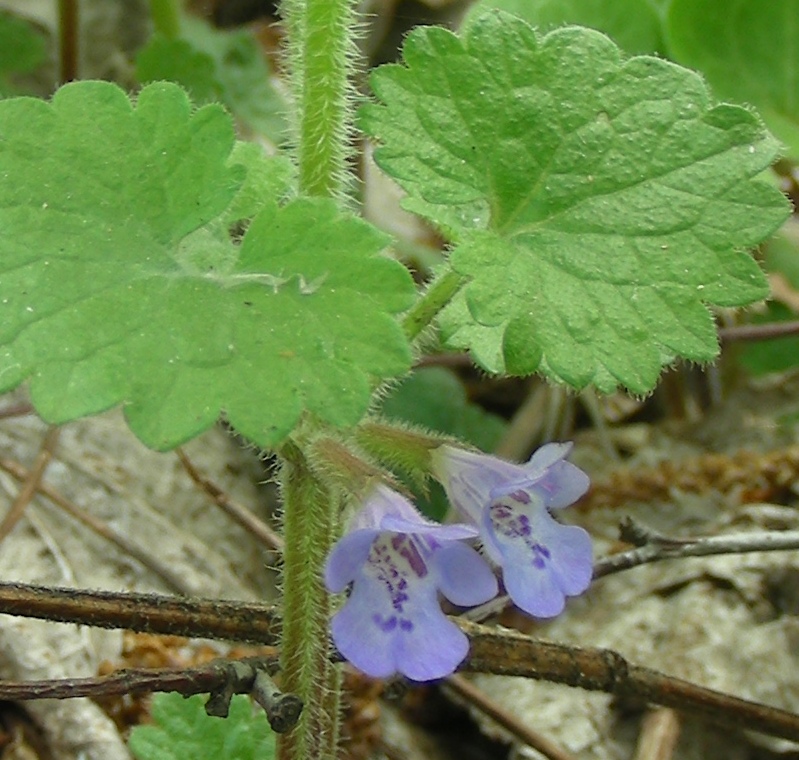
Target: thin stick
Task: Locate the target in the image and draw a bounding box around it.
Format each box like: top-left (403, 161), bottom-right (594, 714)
top-left (446, 674), bottom-right (577, 760)
top-left (719, 320), bottom-right (799, 343)
top-left (0, 457), bottom-right (194, 595)
top-left (176, 448), bottom-right (284, 552)
top-left (57, 0), bottom-right (79, 83)
top-left (633, 708), bottom-right (681, 760)
top-left (0, 401), bottom-right (34, 419)
top-left (468, 526), bottom-right (799, 619)
top-left (593, 525), bottom-right (799, 580)
top-left (0, 427), bottom-right (59, 544)
top-left (0, 654), bottom-right (277, 701)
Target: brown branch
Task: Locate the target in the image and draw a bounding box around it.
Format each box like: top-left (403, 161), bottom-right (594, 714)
top-left (0, 581), bottom-right (797, 743)
top-left (57, 0), bottom-right (79, 83)
top-left (0, 655), bottom-right (273, 700)
top-left (718, 320), bottom-right (799, 343)
top-left (458, 619), bottom-right (799, 743)
top-left (0, 401), bottom-right (34, 419)
top-left (0, 427), bottom-right (59, 545)
top-left (0, 456), bottom-right (194, 595)
top-left (0, 581), bottom-right (280, 645)
top-left (176, 448), bottom-right (284, 552)
top-left (0, 653), bottom-right (306, 733)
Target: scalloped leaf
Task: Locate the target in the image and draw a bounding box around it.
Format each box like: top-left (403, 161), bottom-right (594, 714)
top-left (129, 693), bottom-right (275, 760)
top-left (0, 81), bottom-right (414, 449)
top-left (464, 0), bottom-right (666, 55)
top-left (361, 12), bottom-right (790, 393)
top-left (136, 15), bottom-right (289, 143)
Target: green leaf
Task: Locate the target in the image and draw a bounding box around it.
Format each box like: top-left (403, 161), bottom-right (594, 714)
top-left (0, 11), bottom-right (47, 94)
top-left (667, 0), bottom-right (799, 157)
top-left (136, 15), bottom-right (289, 143)
top-left (362, 13), bottom-right (789, 393)
top-left (740, 225), bottom-right (799, 375)
top-left (0, 81), bottom-right (414, 449)
top-left (129, 693), bottom-right (275, 760)
top-left (738, 301), bottom-right (799, 376)
top-left (381, 367), bottom-right (506, 451)
top-left (464, 0), bottom-right (666, 56)
top-left (136, 36), bottom-right (220, 103)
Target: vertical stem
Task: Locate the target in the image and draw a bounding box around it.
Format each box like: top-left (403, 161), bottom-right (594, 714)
top-left (274, 0), bottom-right (356, 754)
top-left (57, 0), bottom-right (79, 83)
top-left (280, 0), bottom-right (356, 198)
top-left (278, 443), bottom-right (341, 760)
top-left (148, 0), bottom-right (182, 39)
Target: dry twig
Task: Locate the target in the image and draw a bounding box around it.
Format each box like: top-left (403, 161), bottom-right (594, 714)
top-left (0, 427), bottom-right (59, 544)
top-left (176, 447), bottom-right (284, 552)
top-left (446, 673), bottom-right (576, 760)
top-left (0, 456), bottom-right (193, 594)
top-left (0, 581), bottom-right (795, 743)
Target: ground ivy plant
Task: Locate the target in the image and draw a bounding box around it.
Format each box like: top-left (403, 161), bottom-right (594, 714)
top-left (0, 1), bottom-right (790, 758)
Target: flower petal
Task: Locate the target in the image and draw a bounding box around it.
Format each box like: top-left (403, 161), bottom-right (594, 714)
top-left (432, 542), bottom-right (498, 607)
top-left (520, 444), bottom-right (589, 508)
top-left (329, 533), bottom-right (473, 680)
top-left (527, 442), bottom-right (574, 471)
top-left (485, 493), bottom-right (592, 617)
top-left (351, 484), bottom-right (478, 539)
top-left (324, 528), bottom-right (378, 592)
top-left (381, 514), bottom-right (478, 540)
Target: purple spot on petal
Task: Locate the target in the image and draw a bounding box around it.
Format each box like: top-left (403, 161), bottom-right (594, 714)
top-left (509, 490), bottom-right (531, 504)
top-left (399, 619), bottom-right (414, 632)
top-left (489, 500), bottom-right (553, 570)
top-left (391, 534), bottom-right (428, 578)
top-left (366, 533), bottom-right (432, 617)
top-left (373, 614), bottom-right (397, 632)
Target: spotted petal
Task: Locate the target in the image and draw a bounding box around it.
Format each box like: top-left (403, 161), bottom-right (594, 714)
top-left (484, 491), bottom-right (592, 617)
top-left (325, 485), bottom-right (497, 680)
top-left (331, 556), bottom-right (469, 680)
top-left (433, 443), bottom-right (593, 618)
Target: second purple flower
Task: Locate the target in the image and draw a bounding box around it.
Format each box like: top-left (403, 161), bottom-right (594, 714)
top-left (432, 442), bottom-right (592, 618)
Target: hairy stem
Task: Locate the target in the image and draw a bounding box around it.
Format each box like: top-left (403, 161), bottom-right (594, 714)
top-left (280, 0), bottom-right (356, 198)
top-left (278, 442), bottom-right (341, 760)
top-left (402, 269), bottom-right (468, 341)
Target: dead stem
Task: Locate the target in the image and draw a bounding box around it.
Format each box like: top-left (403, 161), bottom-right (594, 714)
top-left (593, 523), bottom-right (799, 580)
top-left (0, 427), bottom-right (59, 544)
top-left (446, 674), bottom-right (577, 760)
top-left (0, 581), bottom-right (794, 743)
top-left (633, 708), bottom-right (681, 760)
top-left (176, 447), bottom-right (284, 552)
top-left (0, 456), bottom-right (193, 594)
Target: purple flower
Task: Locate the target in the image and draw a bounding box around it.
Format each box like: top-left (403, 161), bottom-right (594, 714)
top-left (432, 443), bottom-right (592, 618)
top-left (325, 484), bottom-right (498, 681)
